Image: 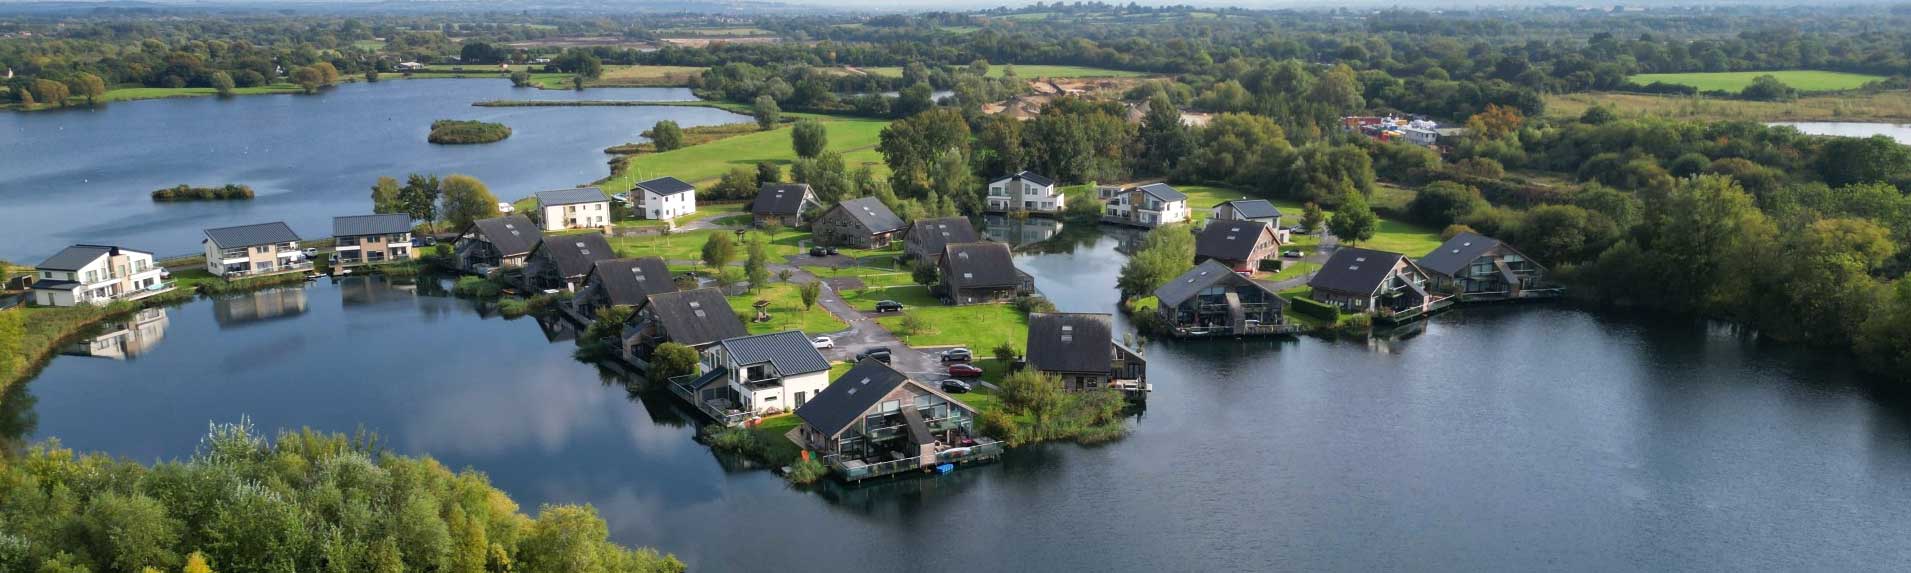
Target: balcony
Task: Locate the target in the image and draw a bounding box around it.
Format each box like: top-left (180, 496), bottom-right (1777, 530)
top-left (221, 261), bottom-right (313, 280)
top-left (826, 438), bottom-right (1005, 481)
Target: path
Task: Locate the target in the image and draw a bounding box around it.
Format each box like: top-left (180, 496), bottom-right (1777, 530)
top-left (1258, 229), bottom-right (1340, 292)
top-left (772, 256), bottom-right (947, 379)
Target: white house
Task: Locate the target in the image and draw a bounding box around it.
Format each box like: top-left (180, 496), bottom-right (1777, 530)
top-left (693, 330), bottom-right (833, 416)
top-left (986, 171), bottom-right (1065, 214)
top-left (1103, 182), bottom-right (1190, 228)
top-left (632, 176), bottom-right (698, 220)
top-left (396, 62), bottom-right (426, 71)
top-left (534, 187), bottom-right (612, 231)
top-left (31, 244), bottom-right (173, 307)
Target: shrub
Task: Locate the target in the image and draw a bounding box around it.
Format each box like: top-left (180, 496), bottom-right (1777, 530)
top-left (992, 341), bottom-right (1018, 363)
top-left (1013, 294), bottom-right (1056, 314)
top-left (453, 276), bottom-right (501, 298)
top-left (427, 120), bottom-right (512, 144)
top-left (784, 457), bottom-right (828, 484)
top-left (702, 425), bottom-right (762, 456)
top-left (1335, 313), bottom-right (1372, 337)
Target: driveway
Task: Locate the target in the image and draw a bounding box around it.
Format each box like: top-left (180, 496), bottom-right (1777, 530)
top-left (776, 261), bottom-right (944, 378)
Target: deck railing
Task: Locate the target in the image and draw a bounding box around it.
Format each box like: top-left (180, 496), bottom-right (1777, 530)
top-left (667, 374), bottom-right (750, 426)
top-left (826, 438), bottom-right (1005, 481)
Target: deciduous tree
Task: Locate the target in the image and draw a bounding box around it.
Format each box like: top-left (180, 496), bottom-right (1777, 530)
top-left (1327, 191), bottom-right (1379, 245)
top-left (440, 174), bottom-right (501, 230)
top-left (791, 119), bottom-right (827, 158)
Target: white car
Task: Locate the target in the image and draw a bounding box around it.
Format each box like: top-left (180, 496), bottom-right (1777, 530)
top-left (302, 248), bottom-right (319, 258)
top-left (497, 201), bottom-right (514, 214)
top-left (812, 336), bottom-right (835, 349)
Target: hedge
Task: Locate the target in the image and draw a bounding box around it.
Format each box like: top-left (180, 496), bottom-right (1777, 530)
top-left (1289, 296), bottom-right (1340, 321)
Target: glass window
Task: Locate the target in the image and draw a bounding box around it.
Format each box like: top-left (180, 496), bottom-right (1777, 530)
top-left (882, 400), bottom-right (900, 413)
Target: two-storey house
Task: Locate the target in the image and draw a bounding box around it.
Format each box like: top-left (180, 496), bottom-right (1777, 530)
top-left (794, 359), bottom-right (1001, 481)
top-left (750, 183), bottom-right (819, 228)
top-left (535, 187), bottom-right (612, 231)
top-left (31, 245), bottom-right (172, 307)
top-left (1415, 232), bottom-right (1556, 301)
top-left (202, 222), bottom-right (307, 279)
top-left (1025, 313), bottom-right (1146, 391)
top-left (812, 197), bottom-right (906, 248)
top-left (938, 242), bottom-right (1031, 305)
top-left (573, 257), bottom-right (677, 318)
top-left (1152, 260), bottom-right (1289, 337)
top-left (523, 233), bottom-right (615, 292)
top-left (330, 214), bottom-right (413, 267)
top-left (1194, 220), bottom-right (1282, 273)
top-left (633, 176), bottom-right (698, 221)
top-left (1308, 247), bottom-right (1440, 318)
top-left (902, 217), bottom-right (979, 264)
top-left (620, 288), bottom-right (748, 369)
top-left (1210, 199), bottom-right (1282, 228)
top-left (676, 330), bottom-right (831, 421)
top-left (986, 171), bottom-right (1064, 214)
top-left (1102, 183), bottom-right (1190, 228)
top-left (454, 215), bottom-right (542, 274)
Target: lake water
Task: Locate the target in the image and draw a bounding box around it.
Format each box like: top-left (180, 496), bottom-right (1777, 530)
top-left (1770, 121), bottom-right (1911, 144)
top-left (13, 235), bottom-right (1911, 571)
top-left (0, 80), bottom-right (747, 261)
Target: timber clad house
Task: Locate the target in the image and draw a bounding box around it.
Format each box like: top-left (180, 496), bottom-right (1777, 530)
top-left (523, 233), bottom-right (615, 292)
top-left (202, 222), bottom-right (309, 279)
top-left (619, 288), bottom-right (746, 368)
top-left (1153, 260), bottom-right (1291, 337)
top-left (633, 176), bottom-right (698, 221)
top-left (1025, 313), bottom-right (1146, 392)
top-left (938, 242), bottom-right (1032, 305)
top-left (903, 217), bottom-right (980, 264)
top-left (455, 215), bottom-right (542, 274)
top-left (750, 183), bottom-right (819, 227)
top-left (330, 214), bottom-right (413, 267)
top-left (986, 171), bottom-right (1065, 214)
top-left (794, 359), bottom-right (1002, 481)
top-left (673, 330), bottom-right (832, 423)
top-left (1308, 247), bottom-right (1446, 320)
top-left (812, 197), bottom-right (907, 248)
top-left (1102, 183), bottom-right (1190, 228)
top-left (31, 245), bottom-right (173, 307)
top-left (1194, 220), bottom-right (1282, 273)
top-left (1416, 232), bottom-right (1559, 301)
top-left (1210, 199), bottom-right (1282, 228)
top-left (535, 187), bottom-right (613, 231)
top-left (573, 257), bottom-right (676, 317)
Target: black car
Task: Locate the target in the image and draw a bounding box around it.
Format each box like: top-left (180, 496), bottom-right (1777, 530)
top-left (808, 246), bottom-right (839, 257)
top-left (940, 379), bottom-right (972, 393)
top-left (855, 347), bottom-right (893, 364)
top-left (874, 300), bottom-right (904, 313)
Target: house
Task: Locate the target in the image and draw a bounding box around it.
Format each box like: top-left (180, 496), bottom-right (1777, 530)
top-left (633, 176), bottom-right (698, 221)
top-left (938, 242), bottom-right (1031, 305)
top-left (1102, 183), bottom-right (1190, 228)
top-left (902, 217), bottom-right (979, 264)
top-left (523, 233), bottom-right (615, 292)
top-left (793, 358), bottom-right (1001, 481)
top-left (812, 196), bottom-right (906, 248)
top-left (534, 187), bottom-right (612, 231)
top-left (1210, 199), bottom-right (1282, 228)
top-left (750, 183), bottom-right (819, 228)
top-left (1152, 260), bottom-right (1289, 337)
top-left (1308, 247), bottom-right (1442, 318)
top-left (331, 214), bottom-right (413, 267)
top-left (30, 245), bottom-right (172, 307)
top-left (1024, 312), bottom-right (1146, 392)
top-left (986, 171), bottom-right (1065, 214)
top-left (396, 62), bottom-right (426, 71)
top-left (1194, 220), bottom-right (1281, 273)
top-left (455, 215), bottom-right (542, 273)
top-left (620, 287), bottom-right (747, 367)
top-left (573, 257), bottom-right (677, 317)
top-left (1415, 232), bottom-right (1557, 301)
top-left (202, 222), bottom-right (308, 279)
top-left (675, 331), bottom-right (832, 422)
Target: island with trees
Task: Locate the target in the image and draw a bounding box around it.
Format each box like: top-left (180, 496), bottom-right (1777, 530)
top-left (427, 119), bottom-right (512, 144)
top-left (150, 184), bottom-right (255, 201)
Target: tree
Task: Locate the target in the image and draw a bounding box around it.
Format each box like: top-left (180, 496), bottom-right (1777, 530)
top-left (752, 95), bottom-right (781, 129)
top-left (440, 175), bottom-right (501, 230)
top-left (182, 552), bottom-right (214, 573)
top-left (894, 83), bottom-right (935, 118)
top-left (1453, 157), bottom-right (1505, 179)
top-left (791, 119), bottom-right (827, 158)
top-left (1327, 191), bottom-right (1379, 245)
top-left (1116, 224), bottom-right (1197, 298)
top-left (1739, 74), bottom-right (1797, 101)
top-left (517, 505), bottom-right (611, 573)
top-left (701, 232), bottom-right (736, 270)
top-left (1300, 202), bottom-right (1326, 233)
top-left (399, 174), bottom-right (442, 230)
top-left (1579, 104), bottom-right (1617, 125)
top-left (210, 71), bottom-right (236, 96)
top-left (1406, 181), bottom-right (1486, 227)
top-left (652, 342), bottom-right (701, 381)
top-left (792, 151), bottom-right (852, 203)
top-left (877, 108), bottom-right (971, 199)
top-left (912, 259), bottom-right (938, 286)
top-left (510, 70), bottom-right (531, 87)
top-left (1000, 369), bottom-right (1064, 425)
top-left (1761, 218), bottom-right (1895, 343)
top-left (291, 67), bottom-right (325, 94)
top-left (1817, 135), bottom-right (1911, 188)
top-left (650, 120), bottom-right (684, 151)
top-left (313, 62), bottom-right (341, 85)
top-left (713, 167), bottom-right (758, 200)
top-left (77, 492), bottom-right (179, 573)
top-left (1137, 94), bottom-right (1191, 175)
top-left (371, 176), bottom-right (403, 214)
top-left (1465, 103), bottom-right (1523, 140)
top-left (66, 72), bottom-right (105, 105)
top-left (30, 78), bottom-right (69, 107)
top-left (928, 148), bottom-right (977, 215)
top-left (1307, 63), bottom-right (1364, 114)
top-left (365, 70), bottom-right (380, 83)
top-left (744, 237), bottom-right (769, 293)
top-left (798, 280), bottom-right (821, 311)
top-left (756, 162), bottom-right (781, 185)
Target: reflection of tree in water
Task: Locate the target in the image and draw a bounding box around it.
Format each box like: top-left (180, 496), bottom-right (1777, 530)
top-left (0, 383), bottom-right (39, 458)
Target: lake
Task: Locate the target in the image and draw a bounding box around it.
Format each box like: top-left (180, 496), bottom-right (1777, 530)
top-left (12, 234), bottom-right (1911, 571)
top-left (1770, 121), bottom-right (1911, 144)
top-left (0, 80), bottom-right (748, 262)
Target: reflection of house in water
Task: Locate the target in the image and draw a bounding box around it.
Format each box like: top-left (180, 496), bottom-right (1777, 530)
top-left (337, 276), bottom-right (415, 307)
top-left (63, 308), bottom-right (170, 359)
top-left (536, 314), bottom-right (579, 343)
top-left (213, 287), bottom-right (309, 327)
top-left (980, 215), bottom-right (1065, 248)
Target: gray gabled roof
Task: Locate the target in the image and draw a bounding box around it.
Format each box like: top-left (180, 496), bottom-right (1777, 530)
top-left (37, 245), bottom-right (132, 271)
top-left (1135, 182), bottom-right (1187, 202)
top-left (1196, 220), bottom-right (1272, 261)
top-left (827, 197), bottom-right (906, 234)
top-left (586, 257), bottom-right (677, 306)
top-left (467, 215), bottom-right (542, 257)
top-left (536, 187), bottom-right (610, 206)
top-left (332, 214), bottom-right (413, 237)
top-left (640, 288), bottom-right (747, 347)
top-left (1417, 232), bottom-right (1518, 277)
top-left (718, 330), bottom-right (831, 376)
top-left (533, 233), bottom-right (616, 278)
top-left (906, 217), bottom-right (979, 255)
top-left (204, 222), bottom-right (300, 249)
top-left (1219, 199), bottom-right (1281, 220)
top-left (752, 183), bottom-right (815, 215)
top-left (1309, 247), bottom-right (1408, 295)
top-left (990, 170), bottom-right (1054, 187)
top-left (1026, 313), bottom-right (1113, 374)
top-left (795, 358), bottom-right (913, 437)
top-left (1154, 259), bottom-right (1276, 307)
top-left (634, 177), bottom-right (696, 197)
top-left (942, 242), bottom-right (1021, 288)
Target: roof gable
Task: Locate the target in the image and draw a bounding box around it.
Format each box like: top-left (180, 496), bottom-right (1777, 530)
top-left (941, 242), bottom-right (1020, 288)
top-left (795, 359), bottom-right (912, 436)
top-left (586, 257), bottom-right (677, 305)
top-left (467, 215), bottom-right (543, 257)
top-left (906, 217), bottom-right (980, 254)
top-left (1026, 313), bottom-right (1114, 373)
top-left (1309, 247), bottom-right (1409, 294)
top-left (991, 170), bottom-right (1055, 187)
top-left (536, 187), bottom-right (611, 206)
top-left (635, 177), bottom-right (697, 197)
top-left (1135, 183), bottom-right (1188, 202)
top-left (826, 197), bottom-right (905, 234)
top-left (718, 330), bottom-right (831, 376)
top-left (1417, 232), bottom-right (1516, 277)
top-left (639, 288), bottom-right (747, 346)
top-left (1196, 220), bottom-right (1273, 261)
top-left (534, 233), bottom-right (616, 278)
top-left (333, 214), bottom-right (413, 237)
top-left (204, 222), bottom-right (301, 249)
top-left (37, 245), bottom-right (113, 271)
top-left (1154, 259), bottom-right (1277, 307)
top-left (752, 183), bottom-right (815, 215)
top-left (1219, 199), bottom-right (1281, 220)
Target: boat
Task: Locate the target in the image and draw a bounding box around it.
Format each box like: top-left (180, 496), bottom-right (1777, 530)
top-left (935, 463), bottom-right (955, 475)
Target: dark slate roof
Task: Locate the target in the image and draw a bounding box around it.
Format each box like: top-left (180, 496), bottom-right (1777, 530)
top-left (37, 245), bottom-right (118, 271)
top-left (642, 288), bottom-right (747, 347)
top-left (1309, 247), bottom-right (1408, 295)
top-left (32, 280), bottom-right (81, 291)
top-left (688, 366), bottom-right (730, 391)
top-left (752, 183), bottom-right (814, 215)
top-left (1026, 313), bottom-right (1113, 374)
top-left (830, 197), bottom-right (906, 234)
top-left (942, 242), bottom-right (1021, 288)
top-left (1220, 199), bottom-right (1281, 220)
top-left (634, 177), bottom-right (697, 197)
top-left (718, 330), bottom-right (831, 376)
top-left (536, 187), bottom-right (610, 206)
top-left (907, 217), bottom-right (979, 254)
top-left (536, 233), bottom-right (616, 278)
top-left (796, 358), bottom-right (912, 436)
top-left (587, 257), bottom-right (677, 305)
top-left (332, 214), bottom-right (412, 237)
top-left (469, 215), bottom-right (542, 257)
top-left (991, 170), bottom-right (1055, 187)
top-left (1417, 232), bottom-right (1505, 277)
top-left (1135, 182), bottom-right (1188, 202)
top-left (1196, 220), bottom-right (1271, 261)
top-left (204, 222), bottom-right (300, 249)
top-left (1154, 259), bottom-right (1275, 307)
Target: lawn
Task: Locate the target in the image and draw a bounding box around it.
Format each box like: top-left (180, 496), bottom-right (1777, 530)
top-left (600, 117), bottom-right (890, 194)
top-left (747, 413), bottom-right (804, 464)
top-left (1171, 183), bottom-right (1439, 255)
top-left (608, 228), bottom-right (805, 261)
top-left (351, 39), bottom-right (387, 51)
top-left (1357, 219), bottom-right (1444, 256)
top-left (1264, 260), bottom-right (1321, 282)
top-left (860, 64), bottom-right (1148, 79)
top-left (1627, 70), bottom-right (1884, 92)
top-left (728, 281), bottom-right (848, 336)
top-left (528, 65), bottom-right (705, 88)
top-left (842, 286), bottom-right (1032, 352)
top-left (91, 84), bottom-right (305, 103)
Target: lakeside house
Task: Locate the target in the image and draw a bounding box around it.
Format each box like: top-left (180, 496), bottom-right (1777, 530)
top-left (1415, 232), bottom-right (1559, 301)
top-left (1194, 220), bottom-right (1281, 273)
top-left (633, 176), bottom-right (698, 221)
top-left (620, 287), bottom-right (747, 368)
top-left (1308, 247), bottom-right (1444, 319)
top-left (674, 330), bottom-right (832, 423)
top-left (330, 214), bottom-right (413, 267)
top-left (902, 216), bottom-right (979, 264)
top-left (202, 222), bottom-right (309, 279)
top-left (986, 171), bottom-right (1065, 214)
top-left (1210, 199), bottom-right (1282, 228)
top-left (31, 245), bottom-right (173, 307)
top-left (523, 233), bottom-right (615, 292)
top-left (1102, 182), bottom-right (1190, 228)
top-left (534, 187), bottom-right (612, 231)
top-left (573, 257), bottom-right (676, 317)
top-left (793, 358), bottom-right (1002, 481)
top-left (1025, 312), bottom-right (1147, 392)
top-left (1152, 260), bottom-right (1290, 337)
top-left (750, 183), bottom-right (820, 228)
top-left (938, 242), bottom-right (1031, 305)
top-left (455, 215), bottom-right (543, 274)
top-left (812, 196), bottom-right (907, 248)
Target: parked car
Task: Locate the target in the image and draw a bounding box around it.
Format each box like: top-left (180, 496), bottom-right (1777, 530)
top-left (940, 379), bottom-right (972, 393)
top-left (302, 248), bottom-right (319, 258)
top-left (874, 300), bottom-right (905, 313)
top-left (812, 336), bottom-right (835, 349)
top-left (1281, 249), bottom-right (1303, 258)
top-left (855, 347), bottom-right (893, 364)
top-left (808, 246), bottom-right (839, 257)
top-left (940, 348), bottom-right (973, 362)
top-left (497, 201), bottom-right (515, 214)
top-left (946, 363), bottom-right (983, 378)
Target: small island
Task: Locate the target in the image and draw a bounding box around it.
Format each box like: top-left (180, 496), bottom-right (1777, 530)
top-left (427, 119), bottom-right (512, 144)
top-left (150, 183), bottom-right (254, 201)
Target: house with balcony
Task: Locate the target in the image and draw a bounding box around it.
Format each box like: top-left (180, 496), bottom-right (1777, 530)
top-left (903, 216), bottom-right (979, 264)
top-left (1152, 260), bottom-right (1292, 337)
top-left (633, 176), bottom-right (698, 221)
top-left (31, 244), bottom-right (173, 307)
top-left (1194, 220), bottom-right (1281, 273)
top-left (986, 171), bottom-right (1065, 214)
top-left (330, 214), bottom-right (413, 267)
top-left (1025, 313), bottom-right (1147, 392)
top-left (794, 358), bottom-right (1001, 481)
top-left (1308, 247), bottom-right (1446, 320)
top-left (620, 288), bottom-right (747, 369)
top-left (751, 183), bottom-right (819, 228)
top-left (523, 233), bottom-right (615, 292)
top-left (574, 257), bottom-right (677, 317)
top-left (454, 215), bottom-right (542, 274)
top-left (671, 330), bottom-right (831, 424)
top-left (534, 187), bottom-right (613, 231)
top-left (202, 222), bottom-right (309, 279)
top-left (938, 242), bottom-right (1032, 305)
top-left (1210, 199), bottom-right (1282, 228)
top-left (1102, 183), bottom-right (1190, 228)
top-left (812, 197), bottom-right (906, 248)
top-left (1415, 232), bottom-right (1558, 301)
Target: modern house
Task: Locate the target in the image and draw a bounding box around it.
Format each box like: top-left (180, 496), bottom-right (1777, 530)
top-left (330, 214), bottom-right (413, 267)
top-left (455, 215), bottom-right (543, 274)
top-left (794, 358), bottom-right (1002, 481)
top-left (1210, 199), bottom-right (1282, 228)
top-left (673, 330), bottom-right (832, 423)
top-left (1415, 232), bottom-right (1557, 301)
top-left (1308, 247), bottom-right (1444, 319)
top-left (1024, 312), bottom-right (1147, 392)
top-left (812, 196), bottom-right (906, 248)
top-left (1194, 220), bottom-right (1281, 273)
top-left (1102, 183), bottom-right (1190, 228)
top-left (938, 242), bottom-right (1031, 305)
top-left (902, 216), bottom-right (979, 264)
top-left (534, 187), bottom-right (612, 231)
top-left (633, 176), bottom-right (698, 221)
top-left (1152, 260), bottom-right (1291, 337)
top-left (750, 183), bottom-right (819, 228)
top-left (202, 222), bottom-right (308, 279)
top-left (986, 171), bottom-right (1065, 214)
top-left (573, 257), bottom-right (677, 317)
top-left (620, 288), bottom-right (747, 368)
top-left (523, 233), bottom-right (615, 292)
top-left (31, 244), bottom-right (173, 307)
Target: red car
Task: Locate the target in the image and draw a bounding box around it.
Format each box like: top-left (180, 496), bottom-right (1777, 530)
top-left (947, 363), bottom-right (984, 377)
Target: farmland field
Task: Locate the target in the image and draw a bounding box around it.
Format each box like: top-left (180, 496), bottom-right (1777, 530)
top-left (860, 64), bottom-right (1148, 79)
top-left (601, 116), bottom-right (890, 194)
top-left (1627, 70), bottom-right (1884, 92)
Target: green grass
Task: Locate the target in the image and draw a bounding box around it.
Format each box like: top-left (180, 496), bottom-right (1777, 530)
top-left (608, 228), bottom-right (804, 262)
top-left (728, 281), bottom-right (847, 336)
top-left (1265, 261), bottom-right (1320, 282)
top-left (860, 64), bottom-right (1147, 79)
top-left (526, 65), bottom-right (706, 89)
top-left (1628, 70), bottom-right (1884, 92)
top-left (1174, 183), bottom-right (1438, 255)
top-left (747, 413), bottom-right (804, 464)
top-left (91, 84), bottom-right (305, 103)
top-left (843, 286), bottom-right (1032, 352)
top-left (1357, 219), bottom-right (1444, 256)
top-left (601, 117), bottom-right (889, 194)
top-left (351, 39), bottom-right (387, 51)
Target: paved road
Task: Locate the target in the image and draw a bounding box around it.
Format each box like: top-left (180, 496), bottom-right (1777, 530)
top-left (1260, 229), bottom-right (1340, 292)
top-left (774, 257), bottom-right (947, 379)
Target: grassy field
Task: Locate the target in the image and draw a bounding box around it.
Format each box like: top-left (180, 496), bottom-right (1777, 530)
top-left (840, 285), bottom-right (1032, 353)
top-left (351, 39), bottom-right (387, 51)
top-left (1545, 90), bottom-right (1911, 122)
top-left (1169, 183), bottom-right (1439, 254)
top-left (1627, 70), bottom-right (1884, 92)
top-left (860, 64), bottom-right (1148, 79)
top-left (728, 281), bottom-right (848, 336)
top-left (527, 65), bottom-right (705, 89)
top-left (602, 117), bottom-right (889, 193)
